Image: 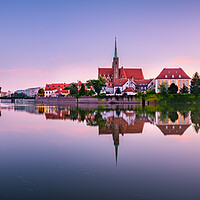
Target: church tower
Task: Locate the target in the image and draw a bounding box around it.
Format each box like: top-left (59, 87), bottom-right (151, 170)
top-left (112, 38), bottom-right (119, 82)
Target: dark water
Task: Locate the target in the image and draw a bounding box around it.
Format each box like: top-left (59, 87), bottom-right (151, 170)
top-left (0, 102), bottom-right (200, 200)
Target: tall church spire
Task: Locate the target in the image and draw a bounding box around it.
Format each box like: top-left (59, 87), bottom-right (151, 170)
top-left (114, 37), bottom-right (117, 58)
top-left (112, 37), bottom-right (119, 82)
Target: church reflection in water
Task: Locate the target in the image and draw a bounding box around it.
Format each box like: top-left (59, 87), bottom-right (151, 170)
top-left (42, 105), bottom-right (193, 164)
top-left (1, 103), bottom-right (199, 165)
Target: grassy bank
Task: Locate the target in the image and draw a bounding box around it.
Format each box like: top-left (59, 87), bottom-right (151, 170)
top-left (145, 94), bottom-right (200, 103)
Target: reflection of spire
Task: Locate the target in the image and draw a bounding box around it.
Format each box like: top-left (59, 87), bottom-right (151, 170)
top-left (115, 144), bottom-right (118, 166)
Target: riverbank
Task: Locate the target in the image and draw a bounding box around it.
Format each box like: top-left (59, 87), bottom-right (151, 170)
top-left (145, 94), bottom-right (200, 103)
top-left (35, 96), bottom-right (139, 104)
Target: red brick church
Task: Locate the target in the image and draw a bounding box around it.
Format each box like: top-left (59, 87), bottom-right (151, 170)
top-left (98, 38), bottom-right (154, 94)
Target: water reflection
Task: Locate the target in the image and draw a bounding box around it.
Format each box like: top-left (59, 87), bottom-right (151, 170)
top-left (1, 103), bottom-right (199, 135)
top-left (0, 103), bottom-right (200, 199)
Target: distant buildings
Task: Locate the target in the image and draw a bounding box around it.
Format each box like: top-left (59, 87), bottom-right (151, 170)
top-left (155, 68), bottom-right (191, 93)
top-left (15, 87), bottom-right (40, 97)
top-left (44, 81), bottom-right (93, 97)
top-left (44, 83), bottom-right (70, 97)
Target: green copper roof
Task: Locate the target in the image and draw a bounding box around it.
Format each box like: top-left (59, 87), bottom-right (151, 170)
top-left (114, 37), bottom-right (117, 58)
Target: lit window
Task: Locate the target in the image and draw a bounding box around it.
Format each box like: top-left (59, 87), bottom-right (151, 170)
top-left (165, 75), bottom-right (168, 78)
top-left (172, 75), bottom-right (174, 78)
top-left (179, 75), bottom-right (181, 78)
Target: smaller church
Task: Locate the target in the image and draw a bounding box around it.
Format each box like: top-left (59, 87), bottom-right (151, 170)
top-left (98, 38), bottom-right (154, 94)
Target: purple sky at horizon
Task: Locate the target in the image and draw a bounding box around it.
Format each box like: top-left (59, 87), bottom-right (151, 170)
top-left (0, 0), bottom-right (200, 91)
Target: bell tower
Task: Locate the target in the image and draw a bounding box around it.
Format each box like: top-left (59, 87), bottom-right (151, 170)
top-left (112, 37), bottom-right (119, 82)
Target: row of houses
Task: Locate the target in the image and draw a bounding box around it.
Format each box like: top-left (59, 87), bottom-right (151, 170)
top-left (44, 81), bottom-right (93, 97)
top-left (98, 38), bottom-right (191, 95)
top-left (43, 66), bottom-right (191, 97)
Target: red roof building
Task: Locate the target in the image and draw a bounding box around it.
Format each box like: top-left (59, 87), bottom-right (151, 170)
top-left (98, 38), bottom-right (154, 94)
top-left (156, 68), bottom-right (190, 79)
top-left (155, 68), bottom-right (191, 93)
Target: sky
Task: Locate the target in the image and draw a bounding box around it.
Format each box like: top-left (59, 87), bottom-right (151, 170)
top-left (0, 0), bottom-right (200, 91)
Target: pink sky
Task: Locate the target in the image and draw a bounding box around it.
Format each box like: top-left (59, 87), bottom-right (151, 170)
top-left (0, 0), bottom-right (200, 91)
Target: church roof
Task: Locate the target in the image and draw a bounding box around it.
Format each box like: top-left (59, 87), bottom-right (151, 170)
top-left (98, 68), bottom-right (113, 76)
top-left (120, 68), bottom-right (144, 79)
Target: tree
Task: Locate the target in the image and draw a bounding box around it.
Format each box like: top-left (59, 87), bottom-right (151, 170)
top-left (146, 88), bottom-right (156, 94)
top-left (168, 83), bottom-right (178, 94)
top-left (115, 87), bottom-right (121, 94)
top-left (65, 84), bottom-right (78, 96)
top-left (190, 72), bottom-right (200, 96)
top-left (38, 88), bottom-right (44, 96)
top-left (79, 83), bottom-right (86, 96)
top-left (180, 84), bottom-right (189, 94)
top-left (86, 76), bottom-right (106, 96)
top-left (168, 112), bottom-right (178, 123)
top-left (159, 83), bottom-right (168, 94)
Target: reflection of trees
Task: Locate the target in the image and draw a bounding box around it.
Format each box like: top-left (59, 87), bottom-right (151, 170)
top-left (180, 111), bottom-right (189, 119)
top-left (43, 103), bottom-right (200, 134)
top-left (38, 107), bottom-right (44, 114)
top-left (191, 108), bottom-right (200, 133)
top-left (168, 112), bottom-right (178, 123)
top-left (86, 110), bottom-right (106, 130)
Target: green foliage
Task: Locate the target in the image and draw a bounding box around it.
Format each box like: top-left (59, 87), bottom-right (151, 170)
top-left (38, 88), bottom-right (44, 96)
top-left (86, 76), bottom-right (106, 96)
top-left (168, 112), bottom-right (178, 122)
top-left (13, 92), bottom-right (26, 99)
top-left (168, 83), bottom-right (178, 94)
top-left (88, 89), bottom-right (95, 96)
top-left (190, 72), bottom-right (200, 96)
top-left (159, 83), bottom-right (168, 94)
top-left (79, 83), bottom-right (86, 96)
top-left (98, 93), bottom-right (107, 99)
top-left (180, 84), bottom-right (189, 94)
top-left (146, 88), bottom-right (156, 94)
top-left (115, 87), bottom-right (121, 94)
top-left (65, 84), bottom-right (78, 96)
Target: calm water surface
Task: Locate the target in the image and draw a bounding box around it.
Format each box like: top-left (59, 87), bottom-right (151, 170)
top-left (0, 102), bottom-right (200, 200)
